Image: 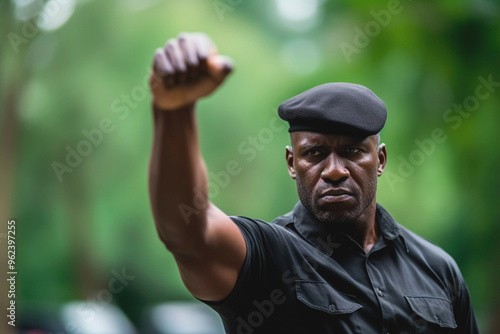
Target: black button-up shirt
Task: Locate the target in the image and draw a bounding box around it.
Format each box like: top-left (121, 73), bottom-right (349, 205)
top-left (204, 202), bottom-right (479, 333)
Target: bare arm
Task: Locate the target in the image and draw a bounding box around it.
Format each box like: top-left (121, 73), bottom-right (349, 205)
top-left (148, 33), bottom-right (246, 301)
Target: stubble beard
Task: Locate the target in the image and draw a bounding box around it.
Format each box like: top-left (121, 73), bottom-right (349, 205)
top-left (296, 178), bottom-right (378, 227)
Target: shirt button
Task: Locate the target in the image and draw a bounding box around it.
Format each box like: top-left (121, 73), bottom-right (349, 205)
top-left (328, 304), bottom-right (336, 313)
top-left (435, 315), bottom-right (441, 323)
top-left (377, 289), bottom-right (384, 297)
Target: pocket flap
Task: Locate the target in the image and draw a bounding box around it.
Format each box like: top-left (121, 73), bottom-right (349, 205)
top-left (296, 280), bottom-right (362, 315)
top-left (405, 296), bottom-right (457, 329)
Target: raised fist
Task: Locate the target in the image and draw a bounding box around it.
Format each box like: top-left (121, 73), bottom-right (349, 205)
top-left (150, 32), bottom-right (233, 110)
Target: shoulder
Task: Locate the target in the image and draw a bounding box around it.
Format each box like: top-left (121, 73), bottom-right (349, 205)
top-left (398, 223), bottom-right (462, 278)
top-left (396, 224), bottom-right (479, 330)
top-left (229, 215), bottom-right (281, 233)
top-left (229, 214), bottom-right (297, 244)
top-left (378, 204), bottom-right (462, 276)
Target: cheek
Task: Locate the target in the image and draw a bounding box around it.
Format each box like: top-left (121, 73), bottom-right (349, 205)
top-left (295, 162), bottom-right (321, 185)
top-left (355, 165), bottom-right (380, 191)
top-left (348, 159), bottom-right (379, 185)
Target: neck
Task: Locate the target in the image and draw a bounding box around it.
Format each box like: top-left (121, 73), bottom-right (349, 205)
top-left (342, 200), bottom-right (379, 254)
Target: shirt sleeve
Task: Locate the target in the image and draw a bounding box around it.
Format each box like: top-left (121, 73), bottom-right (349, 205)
top-left (200, 216), bottom-right (277, 316)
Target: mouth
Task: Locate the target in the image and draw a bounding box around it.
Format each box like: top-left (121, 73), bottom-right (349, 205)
top-left (318, 188), bottom-right (354, 204)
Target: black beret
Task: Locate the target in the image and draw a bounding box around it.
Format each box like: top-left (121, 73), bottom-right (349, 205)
top-left (278, 83), bottom-right (387, 137)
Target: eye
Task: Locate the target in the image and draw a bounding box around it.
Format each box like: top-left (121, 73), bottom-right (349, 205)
top-left (305, 149), bottom-right (323, 157)
top-left (344, 147), bottom-right (362, 155)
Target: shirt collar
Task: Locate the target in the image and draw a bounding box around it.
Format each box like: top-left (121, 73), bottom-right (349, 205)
top-left (287, 202), bottom-right (409, 256)
top-left (375, 203), bottom-right (409, 252)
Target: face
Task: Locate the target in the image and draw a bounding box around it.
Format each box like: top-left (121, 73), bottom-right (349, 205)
top-left (286, 132), bottom-right (387, 226)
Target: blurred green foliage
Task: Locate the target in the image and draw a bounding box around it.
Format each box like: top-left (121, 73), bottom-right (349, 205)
top-left (1, 0), bottom-right (499, 332)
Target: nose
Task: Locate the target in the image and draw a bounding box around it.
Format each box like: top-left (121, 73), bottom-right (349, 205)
top-left (321, 154), bottom-right (350, 182)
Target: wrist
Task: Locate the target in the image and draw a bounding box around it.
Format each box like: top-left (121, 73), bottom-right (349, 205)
top-left (152, 102), bottom-right (197, 128)
top-left (152, 101), bottom-right (195, 113)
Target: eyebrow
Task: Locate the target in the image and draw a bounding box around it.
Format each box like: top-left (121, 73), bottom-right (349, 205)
top-left (341, 138), bottom-right (370, 146)
top-left (296, 142), bottom-right (326, 152)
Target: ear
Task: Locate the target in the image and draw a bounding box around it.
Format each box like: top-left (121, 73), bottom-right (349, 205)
top-left (286, 146), bottom-right (296, 179)
top-left (377, 143), bottom-right (387, 176)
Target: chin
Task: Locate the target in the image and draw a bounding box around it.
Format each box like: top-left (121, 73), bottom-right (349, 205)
top-left (316, 198), bottom-right (358, 219)
top-left (313, 206), bottom-right (359, 226)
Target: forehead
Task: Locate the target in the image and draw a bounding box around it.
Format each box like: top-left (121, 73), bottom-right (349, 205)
top-left (290, 131), bottom-right (374, 147)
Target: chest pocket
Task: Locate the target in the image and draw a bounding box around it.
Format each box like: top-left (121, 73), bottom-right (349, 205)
top-left (405, 296), bottom-right (457, 331)
top-left (296, 280), bottom-right (362, 315)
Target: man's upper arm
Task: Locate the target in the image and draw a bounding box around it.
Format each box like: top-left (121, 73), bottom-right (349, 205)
top-left (173, 203), bottom-right (247, 302)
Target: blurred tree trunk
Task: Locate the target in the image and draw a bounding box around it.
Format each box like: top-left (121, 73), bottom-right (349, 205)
top-left (0, 2), bottom-right (98, 330)
top-left (64, 168), bottom-right (100, 298)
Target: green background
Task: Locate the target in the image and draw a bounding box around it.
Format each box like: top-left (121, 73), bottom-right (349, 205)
top-left (1, 0), bottom-right (499, 332)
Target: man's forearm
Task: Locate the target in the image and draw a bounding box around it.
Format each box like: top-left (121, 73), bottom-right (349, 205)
top-left (148, 103), bottom-right (209, 253)
top-left (145, 33), bottom-right (246, 302)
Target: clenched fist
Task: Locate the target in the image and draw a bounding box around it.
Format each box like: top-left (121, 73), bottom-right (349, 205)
top-left (150, 32), bottom-right (233, 111)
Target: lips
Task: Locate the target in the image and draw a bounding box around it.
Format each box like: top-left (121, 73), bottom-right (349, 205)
top-left (318, 188), bottom-right (354, 204)
top-left (319, 188), bottom-right (353, 197)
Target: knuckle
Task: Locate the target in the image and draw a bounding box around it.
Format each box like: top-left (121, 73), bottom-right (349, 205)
top-left (187, 58), bottom-right (199, 67)
top-left (166, 43), bottom-right (175, 52)
top-left (178, 31), bottom-right (189, 41)
top-left (165, 38), bottom-right (178, 49)
top-left (154, 48), bottom-right (164, 57)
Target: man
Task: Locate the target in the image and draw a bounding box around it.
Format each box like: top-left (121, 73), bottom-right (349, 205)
top-left (148, 32), bottom-right (479, 333)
